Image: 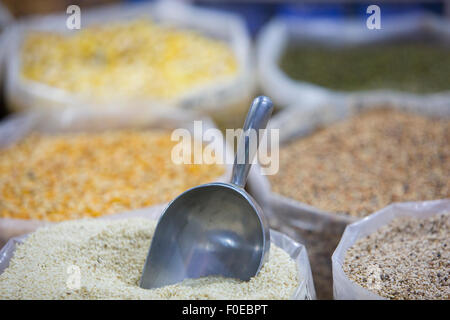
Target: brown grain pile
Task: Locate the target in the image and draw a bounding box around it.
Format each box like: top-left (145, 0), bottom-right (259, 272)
top-left (343, 213), bottom-right (449, 300)
top-left (269, 108), bottom-right (449, 217)
top-left (0, 130), bottom-right (224, 221)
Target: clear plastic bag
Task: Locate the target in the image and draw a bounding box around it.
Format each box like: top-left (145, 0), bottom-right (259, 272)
top-left (4, 0), bottom-right (255, 130)
top-left (332, 199), bottom-right (450, 300)
top-left (0, 108), bottom-right (237, 247)
top-left (247, 102), bottom-right (450, 299)
top-left (257, 14), bottom-right (450, 110)
top-left (0, 218), bottom-right (316, 300)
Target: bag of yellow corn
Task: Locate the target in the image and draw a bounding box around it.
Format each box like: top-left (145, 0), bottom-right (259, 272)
top-left (4, 0), bottom-right (254, 130)
top-left (247, 101), bottom-right (450, 299)
top-left (0, 108), bottom-right (241, 246)
top-left (332, 199), bottom-right (449, 300)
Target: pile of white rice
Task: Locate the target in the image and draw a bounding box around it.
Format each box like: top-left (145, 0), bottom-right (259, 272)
top-left (0, 218), bottom-right (298, 299)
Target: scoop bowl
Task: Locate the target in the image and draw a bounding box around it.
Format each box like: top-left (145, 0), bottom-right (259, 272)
top-left (140, 96), bottom-right (274, 289)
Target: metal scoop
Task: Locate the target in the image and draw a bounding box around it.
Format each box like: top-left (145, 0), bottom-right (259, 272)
top-left (140, 96), bottom-right (274, 289)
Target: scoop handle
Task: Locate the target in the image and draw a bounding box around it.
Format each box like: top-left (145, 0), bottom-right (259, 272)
top-left (231, 96), bottom-right (274, 188)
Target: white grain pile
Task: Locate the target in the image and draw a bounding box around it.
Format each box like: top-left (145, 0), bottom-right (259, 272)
top-left (0, 218), bottom-right (299, 299)
top-left (344, 213), bottom-right (449, 300)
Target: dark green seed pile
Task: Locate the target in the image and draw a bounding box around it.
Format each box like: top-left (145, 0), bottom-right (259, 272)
top-left (280, 43), bottom-right (450, 93)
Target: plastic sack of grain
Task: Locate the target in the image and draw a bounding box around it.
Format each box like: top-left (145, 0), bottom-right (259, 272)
top-left (0, 216), bottom-right (316, 300)
top-left (246, 101), bottom-right (450, 300)
top-left (257, 14), bottom-right (450, 111)
top-left (0, 107), bottom-right (241, 247)
top-left (332, 199), bottom-right (449, 300)
top-left (4, 0), bottom-right (255, 130)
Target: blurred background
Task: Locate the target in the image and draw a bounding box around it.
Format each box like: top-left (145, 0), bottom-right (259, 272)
top-left (0, 0), bottom-right (449, 122)
top-left (1, 1), bottom-right (449, 33)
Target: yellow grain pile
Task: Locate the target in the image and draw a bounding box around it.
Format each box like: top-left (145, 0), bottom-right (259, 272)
top-left (0, 130), bottom-right (225, 221)
top-left (21, 19), bottom-right (238, 100)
